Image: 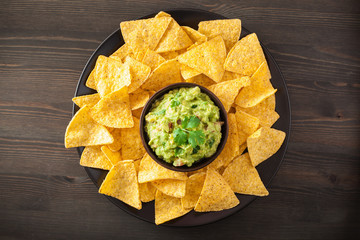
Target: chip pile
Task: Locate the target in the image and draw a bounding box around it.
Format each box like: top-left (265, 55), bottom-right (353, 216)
top-left (65, 11), bottom-right (286, 225)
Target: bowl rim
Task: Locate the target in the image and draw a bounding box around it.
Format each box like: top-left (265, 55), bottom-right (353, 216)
top-left (139, 82), bottom-right (229, 172)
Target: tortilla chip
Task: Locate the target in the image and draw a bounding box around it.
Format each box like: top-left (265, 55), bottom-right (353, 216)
top-left (110, 43), bottom-right (134, 62)
top-left (101, 146), bottom-right (122, 165)
top-left (72, 93), bottom-right (100, 108)
top-left (247, 127), bottom-right (286, 166)
top-left (155, 11), bottom-right (171, 18)
top-left (222, 153), bottom-right (269, 196)
top-left (132, 48), bottom-right (147, 62)
top-left (85, 69), bottom-right (96, 90)
top-left (65, 106), bottom-right (113, 148)
top-left (80, 146), bottom-right (112, 170)
top-left (194, 167), bottom-right (239, 212)
top-left (120, 17), bottom-right (171, 51)
top-left (235, 108), bottom-right (260, 145)
top-left (208, 77), bottom-right (250, 112)
top-left (90, 87), bottom-right (134, 128)
top-left (133, 159), bottom-right (157, 202)
top-left (123, 56), bottom-right (151, 93)
top-left (185, 74), bottom-right (216, 87)
top-left (138, 153), bottom-right (187, 183)
top-left (142, 49), bottom-right (166, 70)
top-left (181, 26), bottom-right (207, 44)
top-left (159, 51), bottom-right (179, 60)
top-left (198, 19), bottom-right (241, 52)
top-left (129, 88), bottom-right (150, 110)
top-left (187, 168), bottom-right (206, 177)
top-left (152, 179), bottom-right (186, 198)
top-left (120, 117), bottom-right (146, 160)
top-left (221, 71), bottom-right (245, 82)
top-left (180, 64), bottom-right (201, 80)
top-left (132, 107), bottom-right (143, 119)
top-left (99, 161), bottom-right (142, 210)
top-left (107, 128), bottom-right (121, 152)
top-left (224, 33), bottom-right (266, 76)
top-left (155, 190), bottom-right (191, 225)
top-left (155, 17), bottom-right (193, 53)
top-left (177, 36), bottom-right (226, 82)
top-left (141, 59), bottom-right (182, 91)
top-left (181, 172), bottom-right (206, 210)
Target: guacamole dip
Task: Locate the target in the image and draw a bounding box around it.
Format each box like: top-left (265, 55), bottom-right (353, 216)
top-left (145, 87), bottom-right (222, 167)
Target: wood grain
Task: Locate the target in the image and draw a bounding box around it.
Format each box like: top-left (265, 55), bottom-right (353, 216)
top-left (1, 0), bottom-right (360, 239)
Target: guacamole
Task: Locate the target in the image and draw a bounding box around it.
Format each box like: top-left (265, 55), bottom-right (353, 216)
top-left (145, 87), bottom-right (222, 167)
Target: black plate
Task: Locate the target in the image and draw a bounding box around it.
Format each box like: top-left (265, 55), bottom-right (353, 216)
top-left (73, 9), bottom-right (291, 226)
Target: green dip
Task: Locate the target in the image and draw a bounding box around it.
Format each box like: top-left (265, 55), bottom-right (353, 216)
top-left (145, 87), bottom-right (222, 167)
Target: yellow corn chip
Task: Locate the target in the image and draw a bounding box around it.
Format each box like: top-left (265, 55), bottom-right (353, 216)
top-left (208, 77), bottom-right (250, 112)
top-left (221, 71), bottom-right (245, 82)
top-left (187, 168), bottom-right (206, 177)
top-left (65, 106), bottom-right (113, 148)
top-left (132, 48), bottom-right (147, 62)
top-left (133, 158), bottom-right (157, 202)
top-left (123, 56), bottom-right (151, 93)
top-left (108, 55), bottom-right (122, 63)
top-left (72, 93), bottom-right (100, 108)
top-left (181, 172), bottom-right (206, 210)
top-left (237, 99), bottom-right (279, 127)
top-left (107, 128), bottom-right (121, 152)
top-left (80, 146), bottom-right (112, 170)
top-left (185, 74), bottom-right (216, 87)
top-left (141, 49), bottom-right (166, 70)
top-left (99, 161), bottom-right (142, 210)
top-left (138, 154), bottom-right (187, 183)
top-left (152, 179), bottom-right (186, 198)
top-left (198, 19), bottom-right (241, 52)
top-left (85, 69), bottom-right (96, 90)
top-left (177, 36), bottom-right (226, 82)
top-left (110, 43), bottom-right (134, 62)
top-left (120, 117), bottom-right (146, 160)
top-left (155, 17), bottom-right (193, 53)
top-left (222, 153), bottom-right (269, 196)
top-left (247, 127), bottom-right (286, 166)
top-left (194, 167), bottom-right (239, 212)
top-left (141, 59), bottom-right (182, 91)
top-left (90, 87), bottom-right (134, 128)
top-left (132, 107), bottom-right (143, 119)
top-left (181, 26), bottom-right (207, 44)
top-left (235, 108), bottom-right (260, 145)
top-left (180, 64), bottom-right (201, 80)
top-left (129, 88), bottom-right (150, 110)
top-left (264, 93), bottom-right (276, 111)
top-left (155, 190), bottom-right (191, 225)
top-left (120, 17), bottom-right (172, 51)
top-left (155, 11), bottom-right (171, 18)
top-left (224, 33), bottom-right (266, 76)
top-left (159, 51), bottom-right (179, 60)
top-left (101, 146), bottom-right (122, 165)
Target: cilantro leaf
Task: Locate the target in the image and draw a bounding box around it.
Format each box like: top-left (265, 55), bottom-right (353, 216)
top-left (188, 130), bottom-right (205, 148)
top-left (186, 116), bottom-right (200, 129)
top-left (174, 147), bottom-right (184, 156)
top-left (192, 145), bottom-right (200, 154)
top-left (181, 116), bottom-right (189, 128)
top-left (170, 99), bottom-right (180, 107)
top-left (173, 128), bottom-right (187, 146)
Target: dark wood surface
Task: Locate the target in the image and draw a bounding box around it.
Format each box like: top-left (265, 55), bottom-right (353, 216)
top-left (1, 0), bottom-right (359, 239)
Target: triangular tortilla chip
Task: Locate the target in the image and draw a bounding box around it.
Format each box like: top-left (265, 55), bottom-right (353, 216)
top-left (152, 179), bottom-right (186, 198)
top-left (181, 26), bottom-right (207, 44)
top-left (198, 19), bottom-right (241, 52)
top-left (235, 61), bottom-right (277, 108)
top-left (141, 49), bottom-right (166, 70)
top-left (65, 106), bottom-right (113, 148)
top-left (132, 107), bottom-right (143, 119)
top-left (185, 74), bottom-right (216, 87)
top-left (99, 161), bottom-right (142, 210)
top-left (177, 36), bottom-right (226, 82)
top-left (123, 56), bottom-right (151, 93)
top-left (107, 128), bottom-right (121, 152)
top-left (247, 127), bottom-right (286, 166)
top-left (180, 64), bottom-right (201, 80)
top-left (101, 146), bottom-right (122, 165)
top-left (221, 71), bottom-right (244, 82)
top-left (155, 190), bottom-right (191, 225)
top-left (159, 51), bottom-right (179, 60)
top-left (72, 93), bottom-right (100, 108)
top-left (133, 159), bottom-right (157, 202)
top-left (235, 108), bottom-right (260, 145)
top-left (80, 146), bottom-right (112, 170)
top-left (110, 44), bottom-right (134, 62)
top-left (120, 17), bottom-right (171, 51)
top-left (155, 11), bottom-right (171, 18)
top-left (181, 172), bottom-right (206, 210)
top-left (141, 59), bottom-right (182, 91)
top-left (120, 117), bottom-right (146, 160)
top-left (138, 154), bottom-right (187, 183)
top-left (90, 87), bottom-right (134, 128)
top-left (222, 153), bottom-right (269, 196)
top-left (85, 69), bottom-right (96, 90)
top-left (194, 167), bottom-right (239, 212)
top-left (129, 88), bottom-right (150, 110)
top-left (208, 77), bottom-right (250, 112)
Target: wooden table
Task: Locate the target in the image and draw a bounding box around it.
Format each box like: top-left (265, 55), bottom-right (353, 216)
top-left (1, 0), bottom-right (359, 239)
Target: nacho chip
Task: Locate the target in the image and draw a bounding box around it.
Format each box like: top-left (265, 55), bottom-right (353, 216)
top-left (107, 128), bottom-right (121, 152)
top-left (237, 99), bottom-right (279, 127)
top-left (181, 172), bottom-right (206, 210)
top-left (110, 43), bottom-right (134, 62)
top-left (132, 107), bottom-right (143, 119)
top-left (155, 17), bottom-right (193, 53)
top-left (152, 179), bottom-right (186, 198)
top-left (159, 51), bottom-right (179, 60)
top-left (142, 49), bottom-right (166, 70)
top-left (132, 48), bottom-right (147, 62)
top-left (101, 146), bottom-right (122, 165)
top-left (222, 153), bottom-right (269, 196)
top-left (120, 17), bottom-right (171, 51)
top-left (134, 158), bottom-right (157, 202)
top-left (208, 77), bottom-right (250, 112)
top-left (72, 93), bottom-right (100, 108)
top-left (90, 87), bottom-right (134, 128)
top-left (235, 108), bottom-right (260, 145)
top-left (224, 33), bottom-right (266, 76)
top-left (141, 59), bottom-right (182, 91)
top-left (85, 69), bottom-right (96, 90)
top-left (155, 190), bottom-right (191, 225)
top-left (129, 88), bottom-right (150, 110)
top-left (177, 36), bottom-right (226, 82)
top-left (185, 74), bottom-right (216, 87)
top-left (65, 106), bottom-right (113, 148)
top-left (155, 11), bottom-right (171, 18)
top-left (99, 161), bottom-right (142, 210)
top-left (247, 127), bottom-right (286, 166)
top-left (80, 146), bottom-right (112, 170)
top-left (181, 26), bottom-right (207, 44)
top-left (194, 167), bottom-right (239, 212)
top-left (120, 117), bottom-right (146, 160)
top-left (180, 64), bottom-right (201, 80)
top-left (221, 71), bottom-right (244, 82)
top-left (198, 19), bottom-right (241, 52)
top-left (264, 93), bottom-right (276, 111)
top-left (138, 153), bottom-right (187, 183)
top-left (123, 56), bottom-right (151, 93)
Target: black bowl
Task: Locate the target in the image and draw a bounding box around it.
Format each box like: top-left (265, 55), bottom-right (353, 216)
top-left (139, 82), bottom-right (229, 172)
